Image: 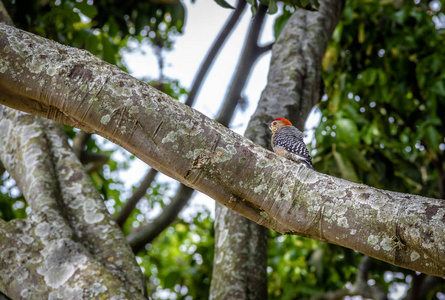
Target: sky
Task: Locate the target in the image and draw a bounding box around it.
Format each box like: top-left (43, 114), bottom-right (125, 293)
top-left (124, 0), bottom-right (276, 132)
top-left (120, 0), bottom-right (320, 220)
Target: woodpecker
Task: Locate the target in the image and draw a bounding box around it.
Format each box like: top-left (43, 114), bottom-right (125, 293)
top-left (264, 118), bottom-right (314, 170)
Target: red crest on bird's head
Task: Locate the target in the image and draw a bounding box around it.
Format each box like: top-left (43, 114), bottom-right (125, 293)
top-left (273, 118), bottom-right (292, 126)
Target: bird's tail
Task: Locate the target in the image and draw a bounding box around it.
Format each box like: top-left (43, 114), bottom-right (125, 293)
top-left (286, 152), bottom-right (315, 170)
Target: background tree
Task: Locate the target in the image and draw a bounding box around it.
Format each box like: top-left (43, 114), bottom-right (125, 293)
top-left (266, 1), bottom-right (445, 299)
top-left (1, 0), bottom-right (445, 300)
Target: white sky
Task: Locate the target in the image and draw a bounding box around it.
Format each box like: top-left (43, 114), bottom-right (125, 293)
top-left (125, 0), bottom-right (275, 133)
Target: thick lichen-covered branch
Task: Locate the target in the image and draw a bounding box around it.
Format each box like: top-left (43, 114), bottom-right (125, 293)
top-left (0, 107), bottom-right (145, 298)
top-left (0, 24), bottom-right (444, 277)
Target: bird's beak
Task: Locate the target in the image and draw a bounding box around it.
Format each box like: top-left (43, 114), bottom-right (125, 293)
top-left (263, 121), bottom-right (271, 127)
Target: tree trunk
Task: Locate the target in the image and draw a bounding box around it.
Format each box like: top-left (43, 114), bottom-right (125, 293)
top-left (211, 4), bottom-right (269, 300)
top-left (211, 0), bottom-right (345, 298)
top-left (0, 107), bottom-right (146, 298)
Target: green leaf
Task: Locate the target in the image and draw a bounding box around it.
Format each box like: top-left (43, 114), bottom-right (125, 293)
top-left (101, 35), bottom-right (116, 65)
top-left (245, 0), bottom-right (258, 15)
top-left (345, 147), bottom-right (373, 171)
top-left (335, 118), bottom-right (360, 145)
top-left (74, 1), bottom-right (98, 19)
top-left (288, 0), bottom-right (318, 11)
top-left (300, 0), bottom-right (310, 8)
top-left (268, 0), bottom-right (278, 14)
top-left (361, 68), bottom-right (377, 86)
top-left (432, 81), bottom-right (445, 96)
top-left (213, 0), bottom-right (235, 9)
top-left (361, 122), bottom-right (377, 145)
top-left (170, 3), bottom-right (185, 32)
top-left (424, 126), bottom-right (440, 152)
top-left (328, 90), bottom-right (341, 113)
top-left (107, 16), bottom-right (119, 37)
top-left (164, 269), bottom-right (180, 288)
top-left (333, 147), bottom-right (359, 182)
top-left (273, 6), bottom-right (292, 39)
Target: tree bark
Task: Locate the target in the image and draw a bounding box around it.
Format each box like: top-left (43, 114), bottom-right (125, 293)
top-left (211, 4), bottom-right (269, 300)
top-left (0, 107), bottom-right (146, 298)
top-left (0, 23), bottom-right (444, 277)
top-left (121, 0), bottom-right (248, 248)
top-left (247, 0), bottom-right (344, 131)
top-left (212, 1), bottom-right (346, 298)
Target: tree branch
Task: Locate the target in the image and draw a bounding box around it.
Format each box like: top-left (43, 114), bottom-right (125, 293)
top-left (216, 4), bottom-right (269, 127)
top-left (122, 0), bottom-right (247, 244)
top-left (0, 23), bottom-right (444, 277)
top-left (211, 4), bottom-right (270, 299)
top-left (127, 184), bottom-right (194, 253)
top-left (257, 42), bottom-right (273, 56)
top-left (82, 152), bottom-right (109, 173)
top-left (249, 0), bottom-right (345, 131)
top-left (0, 107), bottom-right (146, 298)
top-left (185, 0), bottom-right (247, 107)
top-left (116, 168), bottom-right (158, 227)
top-left (302, 256), bottom-right (387, 300)
top-left (0, 160), bottom-right (5, 177)
top-left (417, 275), bottom-right (444, 298)
top-left (212, 1), bottom-right (346, 296)
top-left (0, 6), bottom-right (146, 296)
top-left (72, 131), bottom-right (92, 158)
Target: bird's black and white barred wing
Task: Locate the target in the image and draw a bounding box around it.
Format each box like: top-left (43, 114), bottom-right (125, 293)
top-left (273, 126), bottom-right (313, 167)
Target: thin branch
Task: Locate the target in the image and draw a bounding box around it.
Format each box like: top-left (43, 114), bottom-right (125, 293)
top-left (433, 156), bottom-right (445, 199)
top-left (216, 4), bottom-right (269, 126)
top-left (71, 131), bottom-right (109, 173)
top-left (0, 160), bottom-right (5, 177)
top-left (418, 275), bottom-right (444, 298)
top-left (116, 168), bottom-right (158, 227)
top-left (257, 42), bottom-right (273, 56)
top-left (0, 2), bottom-right (13, 26)
top-left (72, 131), bottom-right (92, 158)
top-left (302, 256), bottom-right (387, 300)
top-left (185, 0), bottom-right (247, 106)
top-left (404, 272), bottom-right (426, 300)
top-left (127, 184), bottom-right (194, 253)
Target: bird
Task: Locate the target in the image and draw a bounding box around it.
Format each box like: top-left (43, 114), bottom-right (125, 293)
top-left (264, 117), bottom-right (314, 170)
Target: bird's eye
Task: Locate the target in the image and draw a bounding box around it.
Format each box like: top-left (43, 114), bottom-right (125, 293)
top-left (272, 122), bottom-right (277, 125)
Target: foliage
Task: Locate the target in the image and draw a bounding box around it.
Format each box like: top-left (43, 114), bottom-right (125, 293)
top-left (266, 0), bottom-right (445, 299)
top-left (0, 174), bottom-right (27, 220)
top-left (137, 208), bottom-right (214, 300)
top-left (318, 0), bottom-right (445, 197)
top-left (273, 4), bottom-right (295, 38)
top-left (3, 0), bottom-right (185, 67)
top-left (267, 232), bottom-right (362, 299)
